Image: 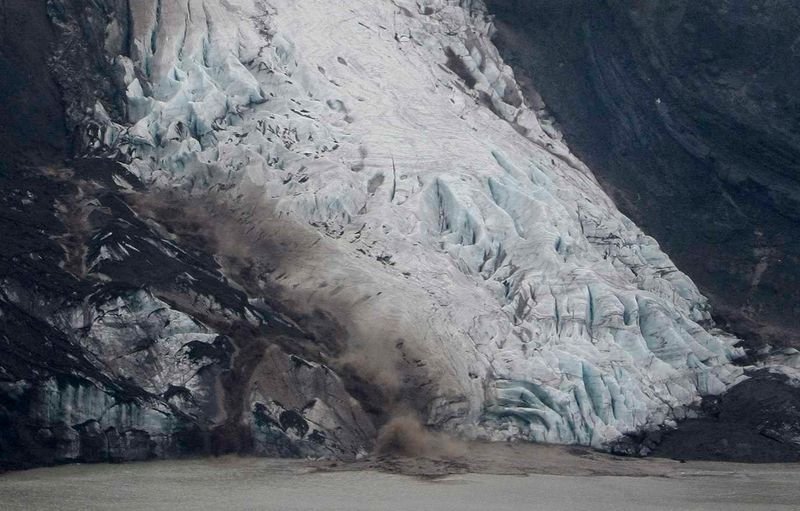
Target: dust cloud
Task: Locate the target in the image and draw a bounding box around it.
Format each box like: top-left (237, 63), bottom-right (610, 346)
top-left (129, 186), bottom-right (453, 458)
top-left (376, 412), bottom-right (466, 459)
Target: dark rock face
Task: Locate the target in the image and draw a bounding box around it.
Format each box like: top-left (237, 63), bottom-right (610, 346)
top-left (0, 0), bottom-right (67, 164)
top-left (486, 0), bottom-right (800, 347)
top-left (606, 369), bottom-right (800, 463)
top-left (652, 371), bottom-right (800, 463)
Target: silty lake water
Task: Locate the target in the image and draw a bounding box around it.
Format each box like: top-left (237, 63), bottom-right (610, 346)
top-left (1, 457), bottom-right (798, 511)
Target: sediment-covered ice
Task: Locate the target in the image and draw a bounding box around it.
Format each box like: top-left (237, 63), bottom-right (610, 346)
top-left (62, 0), bottom-right (746, 446)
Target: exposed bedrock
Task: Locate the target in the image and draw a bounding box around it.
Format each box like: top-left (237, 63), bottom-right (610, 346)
top-left (0, 0), bottom-right (66, 163)
top-left (651, 370), bottom-right (800, 463)
top-left (485, 0), bottom-right (800, 348)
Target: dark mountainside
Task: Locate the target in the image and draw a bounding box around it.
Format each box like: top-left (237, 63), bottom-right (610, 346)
top-left (485, 0), bottom-right (800, 461)
top-left (0, 0), bottom-right (66, 164)
top-left (486, 0), bottom-right (800, 349)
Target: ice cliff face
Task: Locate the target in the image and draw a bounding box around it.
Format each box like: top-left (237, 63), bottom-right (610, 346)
top-left (1, 0), bottom-right (746, 466)
top-left (61, 0), bottom-right (747, 443)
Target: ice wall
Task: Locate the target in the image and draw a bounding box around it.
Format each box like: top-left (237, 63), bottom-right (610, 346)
top-left (57, 0), bottom-right (745, 447)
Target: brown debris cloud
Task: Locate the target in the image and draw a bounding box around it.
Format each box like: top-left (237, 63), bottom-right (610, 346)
top-left (376, 412), bottom-right (466, 459)
top-left (130, 185), bottom-right (463, 458)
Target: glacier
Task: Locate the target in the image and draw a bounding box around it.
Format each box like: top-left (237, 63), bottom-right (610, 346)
top-left (44, 0), bottom-right (747, 449)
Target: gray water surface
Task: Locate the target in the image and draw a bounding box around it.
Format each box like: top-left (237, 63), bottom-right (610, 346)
top-left (0, 458), bottom-right (797, 511)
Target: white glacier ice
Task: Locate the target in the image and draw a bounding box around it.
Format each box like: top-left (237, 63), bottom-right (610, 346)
top-left (73, 0), bottom-right (746, 447)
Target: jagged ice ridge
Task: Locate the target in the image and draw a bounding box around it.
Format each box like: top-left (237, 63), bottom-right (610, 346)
top-left (59, 0), bottom-right (745, 447)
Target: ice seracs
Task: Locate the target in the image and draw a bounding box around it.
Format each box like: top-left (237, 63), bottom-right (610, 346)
top-left (64, 0), bottom-right (745, 447)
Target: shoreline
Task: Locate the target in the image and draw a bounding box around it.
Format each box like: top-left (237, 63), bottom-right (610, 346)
top-left (5, 441), bottom-right (800, 481)
top-left (3, 448), bottom-right (799, 511)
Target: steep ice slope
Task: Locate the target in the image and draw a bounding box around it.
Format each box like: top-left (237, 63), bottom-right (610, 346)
top-left (59, 0), bottom-right (744, 447)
